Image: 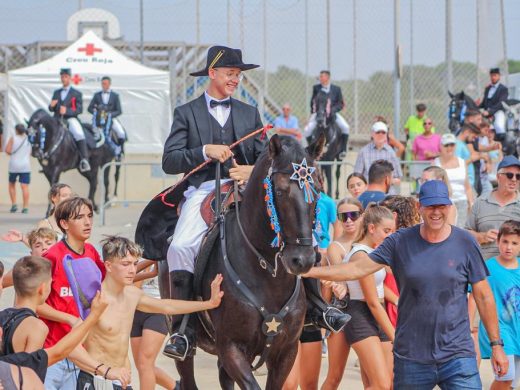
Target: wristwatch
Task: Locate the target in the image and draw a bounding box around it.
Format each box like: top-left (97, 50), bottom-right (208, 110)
top-left (490, 339), bottom-right (504, 347)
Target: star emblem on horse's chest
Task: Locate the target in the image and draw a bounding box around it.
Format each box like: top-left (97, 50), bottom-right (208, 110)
top-left (265, 317), bottom-right (281, 334)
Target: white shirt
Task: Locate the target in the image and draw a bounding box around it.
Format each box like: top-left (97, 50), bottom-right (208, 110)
top-left (202, 91), bottom-right (232, 160)
top-left (60, 86), bottom-right (70, 101)
top-left (320, 83), bottom-right (331, 93)
top-left (101, 90), bottom-right (111, 105)
top-left (487, 82), bottom-right (500, 99)
top-left (343, 243), bottom-right (386, 300)
top-left (8, 134), bottom-right (31, 173)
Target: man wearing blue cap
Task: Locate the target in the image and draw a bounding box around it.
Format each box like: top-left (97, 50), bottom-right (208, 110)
top-left (305, 180), bottom-right (509, 388)
top-left (466, 155), bottom-right (520, 260)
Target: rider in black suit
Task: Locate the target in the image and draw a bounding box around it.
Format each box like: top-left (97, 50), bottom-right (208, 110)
top-left (479, 68), bottom-right (509, 145)
top-left (49, 68), bottom-right (90, 172)
top-left (305, 70), bottom-right (350, 156)
top-left (88, 77), bottom-right (126, 155)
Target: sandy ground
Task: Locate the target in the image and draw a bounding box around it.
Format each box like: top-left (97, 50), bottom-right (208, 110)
top-left (0, 204), bottom-right (497, 389)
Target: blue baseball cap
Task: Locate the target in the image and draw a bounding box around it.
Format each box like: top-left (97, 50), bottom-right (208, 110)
top-left (497, 155), bottom-right (520, 171)
top-left (418, 180), bottom-right (452, 207)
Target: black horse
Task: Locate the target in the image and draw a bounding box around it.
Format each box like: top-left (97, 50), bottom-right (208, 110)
top-left (309, 90), bottom-right (344, 198)
top-left (137, 135), bottom-right (325, 389)
top-left (448, 90), bottom-right (479, 134)
top-left (27, 109), bottom-right (120, 210)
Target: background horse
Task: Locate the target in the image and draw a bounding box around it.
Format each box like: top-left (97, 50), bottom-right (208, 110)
top-left (502, 99), bottom-right (520, 156)
top-left (27, 109), bottom-right (119, 211)
top-left (448, 90), bottom-right (479, 134)
top-left (309, 90), bottom-right (343, 198)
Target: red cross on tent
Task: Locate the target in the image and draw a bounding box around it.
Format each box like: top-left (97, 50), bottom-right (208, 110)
top-left (71, 74), bottom-right (83, 85)
top-left (77, 43), bottom-right (102, 56)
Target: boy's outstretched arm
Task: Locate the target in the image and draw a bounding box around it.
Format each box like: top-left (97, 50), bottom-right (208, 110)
top-left (137, 274), bottom-right (224, 315)
top-left (44, 291), bottom-right (107, 366)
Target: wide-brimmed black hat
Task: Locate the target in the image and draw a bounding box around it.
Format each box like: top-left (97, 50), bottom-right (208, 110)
top-left (190, 45), bottom-right (259, 77)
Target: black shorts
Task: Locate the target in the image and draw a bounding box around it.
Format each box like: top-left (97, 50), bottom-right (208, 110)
top-left (77, 370), bottom-right (133, 390)
top-left (130, 310), bottom-right (169, 338)
top-left (343, 300), bottom-right (390, 345)
top-left (299, 324), bottom-right (322, 343)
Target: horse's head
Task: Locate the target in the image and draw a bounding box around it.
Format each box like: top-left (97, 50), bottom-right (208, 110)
top-left (448, 90), bottom-right (469, 134)
top-left (26, 109), bottom-right (53, 159)
top-left (263, 134), bottom-right (325, 275)
top-left (503, 100), bottom-right (520, 131)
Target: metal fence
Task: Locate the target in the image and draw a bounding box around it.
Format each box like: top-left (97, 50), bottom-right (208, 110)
top-left (0, 0), bottom-right (513, 142)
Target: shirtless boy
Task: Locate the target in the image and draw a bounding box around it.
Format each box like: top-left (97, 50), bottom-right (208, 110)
top-left (76, 236), bottom-right (224, 390)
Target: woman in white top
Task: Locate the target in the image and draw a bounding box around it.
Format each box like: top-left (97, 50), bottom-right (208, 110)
top-left (322, 197), bottom-right (363, 390)
top-left (433, 133), bottom-right (474, 227)
top-left (342, 205), bottom-right (396, 389)
top-left (6, 124), bottom-right (32, 213)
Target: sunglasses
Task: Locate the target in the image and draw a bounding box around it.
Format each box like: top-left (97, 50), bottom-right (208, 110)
top-left (424, 122), bottom-right (433, 125)
top-left (499, 172), bottom-right (520, 180)
top-left (338, 211), bottom-right (362, 222)
top-left (374, 131), bottom-right (387, 135)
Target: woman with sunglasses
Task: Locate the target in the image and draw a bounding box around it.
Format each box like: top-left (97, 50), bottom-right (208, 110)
top-left (342, 205), bottom-right (396, 389)
top-left (411, 119), bottom-right (441, 161)
top-left (433, 133), bottom-right (474, 227)
top-left (321, 198), bottom-right (363, 389)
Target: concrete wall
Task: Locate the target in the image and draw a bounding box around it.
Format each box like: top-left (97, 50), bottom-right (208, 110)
top-left (0, 152), bottom-right (181, 206)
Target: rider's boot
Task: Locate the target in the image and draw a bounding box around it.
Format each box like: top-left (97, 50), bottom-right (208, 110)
top-left (115, 137), bottom-right (126, 162)
top-left (163, 270), bottom-right (197, 361)
top-left (303, 276), bottom-right (351, 333)
top-left (339, 133), bottom-right (349, 159)
top-left (76, 140), bottom-right (91, 172)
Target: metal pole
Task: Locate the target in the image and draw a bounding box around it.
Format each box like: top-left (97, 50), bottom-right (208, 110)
top-left (499, 0), bottom-right (509, 84)
top-left (227, 0), bottom-right (231, 45)
top-left (353, 0), bottom-right (358, 135)
top-left (196, 0), bottom-right (200, 45)
top-left (240, 0), bottom-right (244, 49)
top-left (409, 0), bottom-right (414, 114)
top-left (476, 0), bottom-right (481, 90)
top-left (78, 0), bottom-right (83, 11)
top-left (262, 0), bottom-right (268, 120)
top-left (446, 0), bottom-right (453, 92)
top-left (139, 0), bottom-right (144, 64)
top-left (326, 0), bottom-right (331, 70)
top-left (305, 0), bottom-right (310, 116)
top-left (393, 0), bottom-right (401, 139)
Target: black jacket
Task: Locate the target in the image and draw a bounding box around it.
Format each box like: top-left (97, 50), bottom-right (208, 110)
top-left (162, 94), bottom-right (266, 188)
top-left (479, 83), bottom-right (508, 116)
top-left (49, 87), bottom-right (82, 119)
top-left (310, 84), bottom-right (344, 114)
top-left (87, 91), bottom-right (122, 117)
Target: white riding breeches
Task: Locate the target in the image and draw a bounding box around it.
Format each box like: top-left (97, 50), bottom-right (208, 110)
top-left (167, 180), bottom-right (230, 273)
top-left (493, 110), bottom-right (506, 135)
top-left (67, 118), bottom-right (85, 141)
top-left (111, 118), bottom-right (125, 139)
top-left (304, 113), bottom-right (350, 137)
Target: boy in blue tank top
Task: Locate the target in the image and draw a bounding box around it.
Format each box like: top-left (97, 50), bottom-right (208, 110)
top-left (479, 220), bottom-right (520, 389)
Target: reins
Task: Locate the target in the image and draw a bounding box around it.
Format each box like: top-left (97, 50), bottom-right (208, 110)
top-left (156, 124), bottom-right (272, 207)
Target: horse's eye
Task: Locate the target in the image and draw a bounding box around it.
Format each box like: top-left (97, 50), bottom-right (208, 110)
top-left (276, 190), bottom-right (283, 197)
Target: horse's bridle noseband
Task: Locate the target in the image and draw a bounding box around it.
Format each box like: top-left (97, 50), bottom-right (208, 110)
top-left (27, 122), bottom-right (66, 163)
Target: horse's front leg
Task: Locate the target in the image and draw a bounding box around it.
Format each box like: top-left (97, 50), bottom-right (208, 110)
top-left (218, 358), bottom-right (234, 390)
top-left (175, 358), bottom-right (198, 390)
top-left (217, 340), bottom-right (261, 390)
top-left (265, 341), bottom-right (299, 390)
top-left (103, 165), bottom-right (111, 204)
top-left (86, 170), bottom-right (99, 212)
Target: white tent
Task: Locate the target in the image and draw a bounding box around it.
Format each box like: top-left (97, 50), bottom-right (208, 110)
top-left (6, 31), bottom-right (172, 154)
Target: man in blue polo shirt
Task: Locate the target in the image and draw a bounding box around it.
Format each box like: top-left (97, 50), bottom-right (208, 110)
top-left (273, 103), bottom-right (301, 140)
top-left (305, 180), bottom-right (509, 388)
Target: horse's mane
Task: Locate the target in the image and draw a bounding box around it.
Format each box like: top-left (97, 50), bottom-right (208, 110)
top-left (257, 136), bottom-right (312, 171)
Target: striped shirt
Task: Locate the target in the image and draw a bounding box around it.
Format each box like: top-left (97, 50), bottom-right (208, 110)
top-left (465, 191), bottom-right (520, 260)
top-left (354, 142), bottom-right (403, 180)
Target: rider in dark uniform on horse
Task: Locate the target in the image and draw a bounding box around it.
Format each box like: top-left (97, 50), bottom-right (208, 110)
top-left (49, 68), bottom-right (90, 172)
top-left (88, 76), bottom-right (126, 158)
top-left (161, 46), bottom-right (350, 361)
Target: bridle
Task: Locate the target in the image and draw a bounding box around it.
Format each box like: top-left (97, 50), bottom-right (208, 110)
top-left (27, 120), bottom-right (66, 163)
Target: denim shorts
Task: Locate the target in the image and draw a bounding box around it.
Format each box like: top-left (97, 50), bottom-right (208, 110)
top-left (8, 172), bottom-right (30, 184)
top-left (394, 355), bottom-right (481, 389)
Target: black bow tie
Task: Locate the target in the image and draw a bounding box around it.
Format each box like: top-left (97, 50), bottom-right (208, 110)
top-left (210, 99), bottom-right (230, 108)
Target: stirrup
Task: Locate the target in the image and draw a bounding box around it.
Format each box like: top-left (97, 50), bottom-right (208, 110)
top-left (323, 306), bottom-right (350, 333)
top-left (163, 332), bottom-right (191, 362)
